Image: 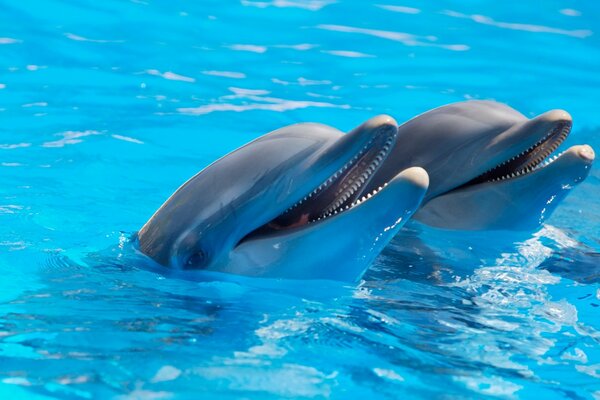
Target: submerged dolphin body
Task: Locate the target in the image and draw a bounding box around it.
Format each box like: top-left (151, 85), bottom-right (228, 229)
top-left (365, 101), bottom-right (595, 230)
top-left (138, 116), bottom-right (429, 281)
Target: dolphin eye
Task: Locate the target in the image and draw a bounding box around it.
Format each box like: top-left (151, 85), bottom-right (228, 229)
top-left (185, 250), bottom-right (207, 269)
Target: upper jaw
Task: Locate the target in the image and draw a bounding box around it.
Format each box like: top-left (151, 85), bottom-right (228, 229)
top-left (235, 115), bottom-right (399, 244)
top-left (472, 143), bottom-right (594, 190)
top-left (447, 109), bottom-right (574, 194)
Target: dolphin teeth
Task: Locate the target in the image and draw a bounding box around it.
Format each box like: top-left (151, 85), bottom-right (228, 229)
top-left (285, 130), bottom-right (399, 224)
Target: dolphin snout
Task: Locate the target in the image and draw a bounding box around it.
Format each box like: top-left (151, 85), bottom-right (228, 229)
top-left (536, 109), bottom-right (572, 124)
top-left (362, 114), bottom-right (398, 130)
top-left (396, 166), bottom-right (430, 190)
top-left (523, 109), bottom-right (572, 137)
top-left (577, 144), bottom-right (595, 161)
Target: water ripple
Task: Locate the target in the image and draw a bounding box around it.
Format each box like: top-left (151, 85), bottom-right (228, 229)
top-left (42, 130), bottom-right (102, 148)
top-left (317, 24), bottom-right (470, 51)
top-left (227, 44), bottom-right (268, 53)
top-left (177, 87), bottom-right (349, 115)
top-left (443, 10), bottom-right (593, 38)
top-left (376, 4), bottom-right (421, 14)
top-left (64, 33), bottom-right (124, 43)
top-left (144, 69), bottom-right (196, 83)
top-left (0, 37), bottom-right (21, 44)
top-left (322, 49), bottom-right (375, 58)
top-left (241, 0), bottom-right (336, 11)
top-left (201, 70), bottom-right (246, 79)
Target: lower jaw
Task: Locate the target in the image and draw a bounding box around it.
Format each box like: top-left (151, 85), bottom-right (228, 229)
top-left (442, 144), bottom-right (594, 197)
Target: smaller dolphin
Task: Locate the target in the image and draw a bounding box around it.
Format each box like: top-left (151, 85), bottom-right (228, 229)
top-left (137, 116), bottom-right (429, 281)
top-left (364, 101), bottom-right (595, 230)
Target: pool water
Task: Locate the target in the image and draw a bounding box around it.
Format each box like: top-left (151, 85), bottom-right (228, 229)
top-left (1, 1), bottom-right (599, 398)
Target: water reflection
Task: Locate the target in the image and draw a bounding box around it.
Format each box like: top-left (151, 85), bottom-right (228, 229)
top-left (442, 10), bottom-right (593, 38)
top-left (317, 24), bottom-right (470, 51)
top-left (376, 5), bottom-right (421, 15)
top-left (201, 70), bottom-right (246, 79)
top-left (42, 130), bottom-right (101, 148)
top-left (177, 86), bottom-right (349, 115)
top-left (0, 37), bottom-right (21, 44)
top-left (322, 50), bottom-right (375, 58)
top-left (144, 69), bottom-right (195, 83)
top-left (241, 0), bottom-right (336, 11)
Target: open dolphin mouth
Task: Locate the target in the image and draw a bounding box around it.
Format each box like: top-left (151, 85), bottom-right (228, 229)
top-left (459, 119), bottom-right (572, 188)
top-left (240, 125), bottom-right (397, 242)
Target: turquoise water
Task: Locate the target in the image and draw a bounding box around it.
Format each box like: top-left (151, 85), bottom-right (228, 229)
top-left (1, 0), bottom-right (599, 398)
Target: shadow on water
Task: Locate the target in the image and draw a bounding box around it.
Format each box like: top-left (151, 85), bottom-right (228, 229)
top-left (367, 222), bottom-right (600, 285)
top-left (538, 247), bottom-right (600, 285)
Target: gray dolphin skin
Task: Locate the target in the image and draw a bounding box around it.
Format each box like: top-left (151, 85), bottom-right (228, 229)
top-left (137, 115), bottom-right (429, 281)
top-left (365, 100), bottom-right (595, 230)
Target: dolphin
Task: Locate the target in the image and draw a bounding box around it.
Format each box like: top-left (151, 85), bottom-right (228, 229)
top-left (137, 116), bottom-right (429, 281)
top-left (364, 101), bottom-right (595, 230)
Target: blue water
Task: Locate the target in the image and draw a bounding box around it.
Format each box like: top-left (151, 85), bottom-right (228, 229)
top-left (1, 0), bottom-right (599, 398)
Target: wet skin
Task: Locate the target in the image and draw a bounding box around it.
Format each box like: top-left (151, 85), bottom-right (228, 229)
top-left (137, 116), bottom-right (429, 281)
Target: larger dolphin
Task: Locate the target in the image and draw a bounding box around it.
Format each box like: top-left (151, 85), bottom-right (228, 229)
top-left (137, 116), bottom-right (429, 281)
top-left (365, 101), bottom-right (595, 230)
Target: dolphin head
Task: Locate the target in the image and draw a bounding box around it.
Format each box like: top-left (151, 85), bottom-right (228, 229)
top-left (415, 144), bottom-right (594, 229)
top-left (365, 100), bottom-right (595, 230)
top-left (137, 116), bottom-right (429, 280)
